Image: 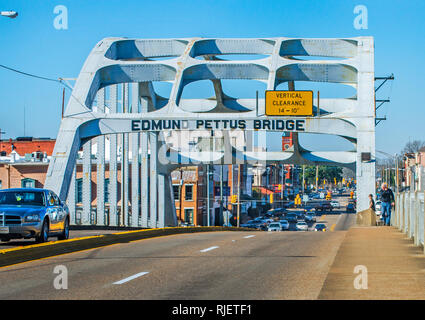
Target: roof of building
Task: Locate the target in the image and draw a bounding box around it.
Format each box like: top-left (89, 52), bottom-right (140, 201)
top-left (0, 138), bottom-right (55, 157)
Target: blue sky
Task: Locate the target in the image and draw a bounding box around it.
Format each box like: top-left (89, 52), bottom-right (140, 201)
top-left (0, 0), bottom-right (424, 156)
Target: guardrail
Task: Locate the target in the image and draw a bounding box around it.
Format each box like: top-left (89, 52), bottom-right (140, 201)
top-left (392, 191), bottom-right (425, 252)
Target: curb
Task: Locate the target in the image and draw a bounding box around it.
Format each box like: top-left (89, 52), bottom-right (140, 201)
top-left (0, 226), bottom-right (257, 268)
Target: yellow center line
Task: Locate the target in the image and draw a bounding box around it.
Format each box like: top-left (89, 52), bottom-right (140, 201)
top-left (320, 215), bottom-right (327, 221)
top-left (0, 235), bottom-right (104, 254)
top-left (330, 224), bottom-right (336, 232)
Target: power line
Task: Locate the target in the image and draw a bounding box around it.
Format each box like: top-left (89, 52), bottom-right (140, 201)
top-left (0, 64), bottom-right (72, 90)
top-left (0, 63), bottom-right (91, 116)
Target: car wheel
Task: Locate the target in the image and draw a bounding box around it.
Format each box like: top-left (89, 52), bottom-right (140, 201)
top-left (58, 217), bottom-right (70, 241)
top-left (36, 219), bottom-right (49, 243)
top-left (0, 237), bottom-right (10, 242)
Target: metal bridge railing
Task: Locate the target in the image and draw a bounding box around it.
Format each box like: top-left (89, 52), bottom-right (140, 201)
top-left (392, 191), bottom-right (425, 252)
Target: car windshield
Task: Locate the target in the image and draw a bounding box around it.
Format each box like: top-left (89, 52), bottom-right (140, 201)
top-left (270, 223), bottom-right (279, 227)
top-left (297, 222), bottom-right (307, 225)
top-left (316, 224), bottom-right (325, 228)
top-left (280, 220), bottom-right (288, 223)
top-left (0, 191), bottom-right (45, 206)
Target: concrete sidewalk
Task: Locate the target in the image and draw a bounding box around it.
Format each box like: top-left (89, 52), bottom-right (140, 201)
top-left (319, 226), bottom-right (425, 299)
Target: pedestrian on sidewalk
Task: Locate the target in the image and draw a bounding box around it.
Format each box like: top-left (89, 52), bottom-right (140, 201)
top-left (380, 183), bottom-right (395, 226)
top-left (368, 194), bottom-right (375, 211)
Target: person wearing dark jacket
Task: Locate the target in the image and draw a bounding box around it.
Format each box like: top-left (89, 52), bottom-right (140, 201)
top-left (380, 183), bottom-right (395, 226)
top-left (369, 194), bottom-right (375, 211)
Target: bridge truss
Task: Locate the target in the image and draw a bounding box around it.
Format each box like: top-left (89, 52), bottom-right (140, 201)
top-left (44, 37), bottom-right (375, 227)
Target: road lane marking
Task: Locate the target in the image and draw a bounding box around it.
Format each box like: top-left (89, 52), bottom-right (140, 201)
top-left (113, 272), bottom-right (149, 285)
top-left (200, 246), bottom-right (219, 252)
top-left (320, 215), bottom-right (327, 221)
top-left (330, 224), bottom-right (336, 232)
top-left (243, 235), bottom-right (256, 239)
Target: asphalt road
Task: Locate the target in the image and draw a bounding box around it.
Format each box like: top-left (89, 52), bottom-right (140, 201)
top-left (0, 211), bottom-right (355, 300)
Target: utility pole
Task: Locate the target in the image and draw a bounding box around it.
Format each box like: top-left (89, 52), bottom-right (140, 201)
top-left (207, 164), bottom-right (210, 226)
top-left (220, 165), bottom-right (223, 225)
top-left (395, 154), bottom-right (399, 193)
top-left (237, 164), bottom-right (241, 228)
top-left (280, 164), bottom-right (284, 205)
top-left (179, 168), bottom-right (184, 224)
top-left (61, 88), bottom-right (65, 119)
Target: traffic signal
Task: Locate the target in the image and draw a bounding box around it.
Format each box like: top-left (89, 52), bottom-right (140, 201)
top-left (278, 184), bottom-right (282, 191)
top-left (270, 193), bottom-right (274, 204)
top-left (231, 195), bottom-right (238, 204)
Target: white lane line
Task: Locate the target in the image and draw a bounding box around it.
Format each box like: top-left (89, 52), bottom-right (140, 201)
top-left (243, 235), bottom-right (256, 239)
top-left (113, 272), bottom-right (149, 285)
top-left (200, 246), bottom-right (219, 253)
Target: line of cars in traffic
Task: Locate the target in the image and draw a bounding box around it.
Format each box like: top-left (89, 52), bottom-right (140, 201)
top-left (241, 208), bottom-right (327, 232)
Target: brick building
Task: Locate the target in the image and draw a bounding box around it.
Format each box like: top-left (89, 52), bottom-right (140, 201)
top-left (171, 166), bottom-right (206, 226)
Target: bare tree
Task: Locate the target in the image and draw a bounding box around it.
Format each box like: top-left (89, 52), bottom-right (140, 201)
top-left (401, 140), bottom-right (425, 154)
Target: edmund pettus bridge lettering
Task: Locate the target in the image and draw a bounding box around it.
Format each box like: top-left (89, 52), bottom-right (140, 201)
top-left (131, 119), bottom-right (306, 132)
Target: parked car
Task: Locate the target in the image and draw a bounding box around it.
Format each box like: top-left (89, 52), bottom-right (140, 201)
top-left (0, 188), bottom-right (70, 243)
top-left (314, 223), bottom-right (327, 232)
top-left (267, 208), bottom-right (285, 217)
top-left (268, 222), bottom-right (282, 232)
top-left (284, 201), bottom-right (295, 208)
top-left (279, 219), bottom-right (289, 230)
top-left (240, 222), bottom-right (258, 229)
top-left (315, 201), bottom-right (333, 212)
top-left (263, 218), bottom-right (274, 225)
top-left (330, 200), bottom-right (340, 209)
top-left (296, 221), bottom-right (308, 231)
top-left (305, 214), bottom-right (316, 223)
top-left (296, 211), bottom-right (305, 219)
top-left (286, 213), bottom-right (298, 223)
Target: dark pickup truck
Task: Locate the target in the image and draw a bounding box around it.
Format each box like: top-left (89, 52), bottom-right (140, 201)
top-left (315, 201), bottom-right (333, 212)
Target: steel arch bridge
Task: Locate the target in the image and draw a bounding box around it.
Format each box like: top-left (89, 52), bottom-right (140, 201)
top-left (44, 37), bottom-right (375, 228)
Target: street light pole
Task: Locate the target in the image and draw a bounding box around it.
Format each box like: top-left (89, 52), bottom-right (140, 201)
top-left (237, 164), bottom-right (241, 228)
top-left (220, 165), bottom-right (223, 225)
top-left (207, 164), bottom-right (210, 226)
top-left (395, 154), bottom-right (399, 193)
top-left (280, 164), bottom-right (284, 204)
top-left (0, 11), bottom-right (18, 18)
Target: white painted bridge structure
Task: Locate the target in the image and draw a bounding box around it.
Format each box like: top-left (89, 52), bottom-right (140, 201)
top-left (44, 37), bottom-right (376, 227)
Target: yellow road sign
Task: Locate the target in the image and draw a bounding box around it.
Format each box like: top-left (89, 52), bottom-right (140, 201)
top-left (265, 91), bottom-right (313, 116)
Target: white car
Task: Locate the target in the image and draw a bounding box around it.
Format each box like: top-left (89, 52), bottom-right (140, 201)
top-left (330, 201), bottom-right (340, 208)
top-left (279, 219), bottom-right (290, 230)
top-left (296, 222), bottom-right (308, 231)
top-left (268, 222), bottom-right (282, 232)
